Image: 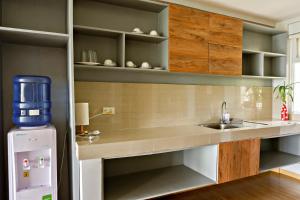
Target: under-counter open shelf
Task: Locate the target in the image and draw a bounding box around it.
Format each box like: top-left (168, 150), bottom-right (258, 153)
top-left (260, 135), bottom-right (300, 172)
top-left (260, 151), bottom-right (300, 171)
top-left (103, 145), bottom-right (218, 200)
top-left (105, 165), bottom-right (215, 200)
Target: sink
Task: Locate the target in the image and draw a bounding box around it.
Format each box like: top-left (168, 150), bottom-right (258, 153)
top-left (199, 123), bottom-right (243, 130)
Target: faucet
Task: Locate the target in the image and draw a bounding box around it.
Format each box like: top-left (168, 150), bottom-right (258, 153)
top-left (221, 101), bottom-right (229, 124)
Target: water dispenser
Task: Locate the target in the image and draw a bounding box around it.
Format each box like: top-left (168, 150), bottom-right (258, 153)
top-left (8, 75), bottom-right (57, 200)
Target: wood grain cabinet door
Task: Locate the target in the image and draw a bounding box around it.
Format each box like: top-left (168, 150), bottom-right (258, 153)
top-left (208, 13), bottom-right (243, 75)
top-left (209, 13), bottom-right (243, 48)
top-left (169, 4), bottom-right (209, 73)
top-left (209, 43), bottom-right (242, 75)
top-left (218, 139), bottom-right (260, 184)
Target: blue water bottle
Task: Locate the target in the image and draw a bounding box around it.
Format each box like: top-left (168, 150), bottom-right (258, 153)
top-left (12, 75), bottom-right (52, 127)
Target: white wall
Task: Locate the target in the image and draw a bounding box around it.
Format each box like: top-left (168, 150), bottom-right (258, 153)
top-left (164, 0), bottom-right (276, 27)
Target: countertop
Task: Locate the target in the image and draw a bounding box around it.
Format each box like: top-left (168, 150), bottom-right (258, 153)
top-left (76, 120), bottom-right (300, 160)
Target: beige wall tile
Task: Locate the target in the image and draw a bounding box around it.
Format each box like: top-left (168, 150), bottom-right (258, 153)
top-left (75, 82), bottom-right (273, 132)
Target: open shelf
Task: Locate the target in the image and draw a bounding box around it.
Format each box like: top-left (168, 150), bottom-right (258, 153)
top-left (125, 39), bottom-right (167, 69)
top-left (264, 56), bottom-right (287, 77)
top-left (244, 22), bottom-right (286, 35)
top-left (2, 0), bottom-right (67, 33)
top-left (242, 75), bottom-right (285, 79)
top-left (73, 0), bottom-right (169, 72)
top-left (260, 151), bottom-right (300, 171)
top-left (74, 25), bottom-right (168, 43)
top-left (126, 32), bottom-right (167, 43)
top-left (242, 23), bottom-right (288, 79)
top-left (74, 0), bottom-right (168, 34)
top-left (74, 64), bottom-right (167, 72)
top-left (105, 165), bottom-right (215, 200)
top-left (260, 135), bottom-right (300, 172)
top-left (74, 64), bottom-right (285, 81)
top-left (92, 0), bottom-right (168, 12)
top-left (74, 25), bottom-right (123, 38)
top-left (243, 49), bottom-right (286, 57)
top-left (0, 26), bottom-right (68, 47)
top-left (103, 145), bottom-right (218, 200)
top-left (74, 33), bottom-right (124, 67)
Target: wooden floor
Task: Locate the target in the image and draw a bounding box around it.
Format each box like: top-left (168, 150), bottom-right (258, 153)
top-left (155, 172), bottom-right (300, 200)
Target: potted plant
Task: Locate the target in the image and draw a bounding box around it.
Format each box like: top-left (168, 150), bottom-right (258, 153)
top-left (273, 82), bottom-right (294, 121)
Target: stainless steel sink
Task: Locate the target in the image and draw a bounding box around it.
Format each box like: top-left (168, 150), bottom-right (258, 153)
top-left (199, 123), bottom-right (243, 130)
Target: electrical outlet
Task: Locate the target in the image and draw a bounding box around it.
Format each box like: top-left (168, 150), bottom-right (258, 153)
top-left (256, 102), bottom-right (263, 109)
top-left (102, 107), bottom-right (115, 115)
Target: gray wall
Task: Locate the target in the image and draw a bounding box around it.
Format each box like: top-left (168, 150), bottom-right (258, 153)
top-left (1, 43), bottom-right (70, 200)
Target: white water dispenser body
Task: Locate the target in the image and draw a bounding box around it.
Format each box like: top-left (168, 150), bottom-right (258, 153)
top-left (8, 126), bottom-right (57, 200)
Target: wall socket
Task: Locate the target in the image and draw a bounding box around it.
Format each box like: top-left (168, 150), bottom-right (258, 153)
top-left (102, 107), bottom-right (115, 115)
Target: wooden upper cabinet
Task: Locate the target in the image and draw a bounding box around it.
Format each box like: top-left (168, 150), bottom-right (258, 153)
top-left (208, 14), bottom-right (243, 75)
top-left (218, 139), bottom-right (260, 184)
top-left (209, 13), bottom-right (243, 48)
top-left (209, 43), bottom-right (242, 75)
top-left (169, 4), bottom-right (209, 73)
top-left (169, 5), bottom-right (243, 75)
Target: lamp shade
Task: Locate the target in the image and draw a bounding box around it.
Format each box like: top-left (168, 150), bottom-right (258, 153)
top-left (75, 103), bottom-right (89, 126)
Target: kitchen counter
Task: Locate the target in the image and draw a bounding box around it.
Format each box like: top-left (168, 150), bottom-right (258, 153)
top-left (76, 120), bottom-right (300, 160)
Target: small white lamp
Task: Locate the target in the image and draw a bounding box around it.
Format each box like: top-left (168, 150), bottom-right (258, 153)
top-left (75, 103), bottom-right (89, 135)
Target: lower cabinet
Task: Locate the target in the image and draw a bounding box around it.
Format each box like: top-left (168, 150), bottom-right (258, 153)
top-left (218, 139), bottom-right (260, 183)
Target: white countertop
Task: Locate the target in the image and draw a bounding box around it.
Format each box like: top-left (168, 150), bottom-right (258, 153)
top-left (76, 120), bottom-right (300, 160)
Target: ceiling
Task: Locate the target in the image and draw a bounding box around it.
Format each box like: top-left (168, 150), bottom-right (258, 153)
top-left (196, 0), bottom-right (300, 22)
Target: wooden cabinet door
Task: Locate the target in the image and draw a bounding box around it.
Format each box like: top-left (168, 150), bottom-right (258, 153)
top-left (209, 43), bottom-right (242, 75)
top-left (209, 13), bottom-right (243, 48)
top-left (218, 139), bottom-right (260, 184)
top-left (169, 4), bottom-right (209, 73)
top-left (208, 13), bottom-right (243, 75)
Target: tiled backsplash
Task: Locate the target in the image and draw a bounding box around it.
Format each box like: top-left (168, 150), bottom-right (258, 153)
top-left (75, 82), bottom-right (272, 132)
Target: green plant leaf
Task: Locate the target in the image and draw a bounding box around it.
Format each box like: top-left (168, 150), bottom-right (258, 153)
top-left (287, 90), bottom-right (294, 102)
top-left (273, 82), bottom-right (297, 103)
top-left (288, 93), bottom-right (294, 102)
top-left (273, 84), bottom-right (280, 93)
top-left (279, 86), bottom-right (286, 103)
